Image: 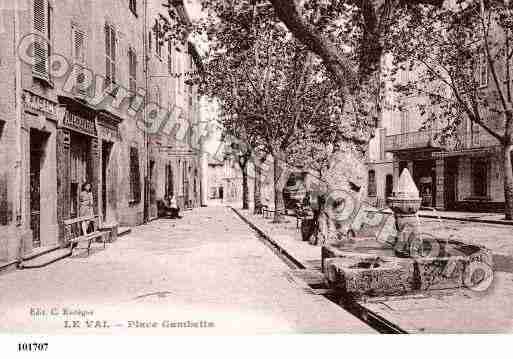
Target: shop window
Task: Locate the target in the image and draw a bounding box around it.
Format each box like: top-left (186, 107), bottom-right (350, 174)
top-left (129, 147), bottom-right (141, 203)
top-left (368, 170), bottom-right (377, 197)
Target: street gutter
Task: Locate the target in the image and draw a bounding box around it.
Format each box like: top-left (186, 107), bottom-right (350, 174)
top-left (230, 206), bottom-right (406, 334)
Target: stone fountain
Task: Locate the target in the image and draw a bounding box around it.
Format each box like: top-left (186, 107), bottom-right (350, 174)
top-left (321, 169), bottom-right (494, 299)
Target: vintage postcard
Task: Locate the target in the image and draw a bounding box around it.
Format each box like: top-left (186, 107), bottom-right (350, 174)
top-left (1, 0), bottom-right (513, 356)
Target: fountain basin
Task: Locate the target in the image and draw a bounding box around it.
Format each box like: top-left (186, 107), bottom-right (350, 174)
top-left (325, 255), bottom-right (415, 297)
top-left (322, 238), bottom-right (493, 297)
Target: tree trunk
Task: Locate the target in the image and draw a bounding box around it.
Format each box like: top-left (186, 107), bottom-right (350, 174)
top-left (242, 164), bottom-right (249, 210)
top-left (253, 162), bottom-right (263, 214)
top-left (273, 151), bottom-right (288, 223)
top-left (503, 144), bottom-right (513, 220)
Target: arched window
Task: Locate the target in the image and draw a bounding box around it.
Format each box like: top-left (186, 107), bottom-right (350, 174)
top-left (368, 170), bottom-right (376, 197)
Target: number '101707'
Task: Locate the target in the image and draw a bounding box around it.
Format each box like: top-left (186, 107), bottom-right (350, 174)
top-left (18, 343), bottom-right (48, 351)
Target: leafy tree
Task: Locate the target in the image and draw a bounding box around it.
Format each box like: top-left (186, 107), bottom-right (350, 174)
top-left (384, 0), bottom-right (513, 219)
top-left (197, 1), bottom-right (379, 224)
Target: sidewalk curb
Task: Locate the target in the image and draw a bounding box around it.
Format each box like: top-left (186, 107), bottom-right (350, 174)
top-left (231, 207), bottom-right (405, 333)
top-left (230, 207), bottom-right (305, 270)
top-left (419, 214), bottom-right (513, 226)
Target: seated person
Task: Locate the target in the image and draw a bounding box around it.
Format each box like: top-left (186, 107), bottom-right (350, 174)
top-left (168, 195), bottom-right (181, 219)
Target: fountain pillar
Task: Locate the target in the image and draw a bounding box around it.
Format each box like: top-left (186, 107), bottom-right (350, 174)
top-left (387, 169), bottom-right (422, 257)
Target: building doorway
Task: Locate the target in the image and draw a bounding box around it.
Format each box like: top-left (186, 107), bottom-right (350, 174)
top-left (183, 162), bottom-right (189, 207)
top-left (399, 161), bottom-right (408, 176)
top-left (69, 132), bottom-right (91, 218)
top-left (30, 129), bottom-right (49, 248)
top-left (148, 159), bottom-right (156, 219)
top-left (414, 160), bottom-right (435, 207)
top-left (101, 141), bottom-right (113, 221)
top-left (472, 158), bottom-right (488, 197)
top-left (385, 174), bottom-right (393, 198)
top-left (444, 158), bottom-right (458, 210)
top-left (165, 164), bottom-right (174, 197)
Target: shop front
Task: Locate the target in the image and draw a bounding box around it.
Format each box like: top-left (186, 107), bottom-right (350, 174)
top-left (433, 147), bottom-right (505, 212)
top-left (22, 90), bottom-right (59, 254)
top-left (97, 111), bottom-right (123, 225)
top-left (56, 96), bottom-right (99, 243)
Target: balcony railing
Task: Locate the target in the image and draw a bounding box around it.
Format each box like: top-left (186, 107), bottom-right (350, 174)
top-left (385, 129), bottom-right (440, 152)
top-left (385, 128), bottom-right (502, 153)
top-left (450, 130), bottom-right (501, 151)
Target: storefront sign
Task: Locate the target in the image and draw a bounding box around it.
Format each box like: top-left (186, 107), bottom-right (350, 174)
top-left (97, 113), bottom-right (122, 141)
top-left (22, 90), bottom-right (57, 117)
top-left (63, 111), bottom-right (97, 137)
top-left (98, 124), bottom-right (120, 142)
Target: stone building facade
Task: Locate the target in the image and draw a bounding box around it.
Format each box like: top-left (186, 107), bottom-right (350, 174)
top-left (381, 51), bottom-right (509, 212)
top-left (145, 0), bottom-right (202, 216)
top-left (0, 0), bottom-right (202, 267)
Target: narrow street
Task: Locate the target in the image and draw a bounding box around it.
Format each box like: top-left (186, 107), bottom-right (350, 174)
top-left (0, 205), bottom-right (374, 334)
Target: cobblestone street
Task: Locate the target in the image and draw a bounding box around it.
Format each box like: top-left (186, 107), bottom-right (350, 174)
top-left (0, 205), bottom-right (374, 335)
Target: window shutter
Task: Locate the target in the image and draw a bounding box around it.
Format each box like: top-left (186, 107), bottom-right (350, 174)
top-left (34, 0), bottom-right (46, 33)
top-left (110, 27), bottom-right (116, 84)
top-left (105, 24), bottom-right (116, 85)
top-left (105, 24), bottom-right (111, 58)
top-left (105, 24), bottom-right (111, 83)
top-left (33, 0), bottom-right (49, 79)
top-left (73, 27), bottom-right (86, 63)
top-left (72, 26), bottom-right (88, 95)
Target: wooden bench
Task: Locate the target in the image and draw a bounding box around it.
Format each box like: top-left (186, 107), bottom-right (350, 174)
top-left (262, 206), bottom-right (287, 219)
top-left (63, 215), bottom-right (108, 256)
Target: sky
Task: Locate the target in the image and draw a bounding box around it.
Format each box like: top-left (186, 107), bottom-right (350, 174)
top-left (183, 1), bottom-right (224, 158)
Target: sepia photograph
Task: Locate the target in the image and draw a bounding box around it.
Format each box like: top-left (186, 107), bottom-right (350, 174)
top-left (0, 0), bottom-right (512, 356)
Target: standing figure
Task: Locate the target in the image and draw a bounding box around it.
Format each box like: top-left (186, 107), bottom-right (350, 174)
top-left (79, 182), bottom-right (94, 234)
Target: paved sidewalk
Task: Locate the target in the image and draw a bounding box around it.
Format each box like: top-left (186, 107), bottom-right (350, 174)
top-left (233, 208), bottom-right (321, 270)
top-left (0, 205), bottom-right (374, 334)
top-left (233, 207), bottom-right (513, 333)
